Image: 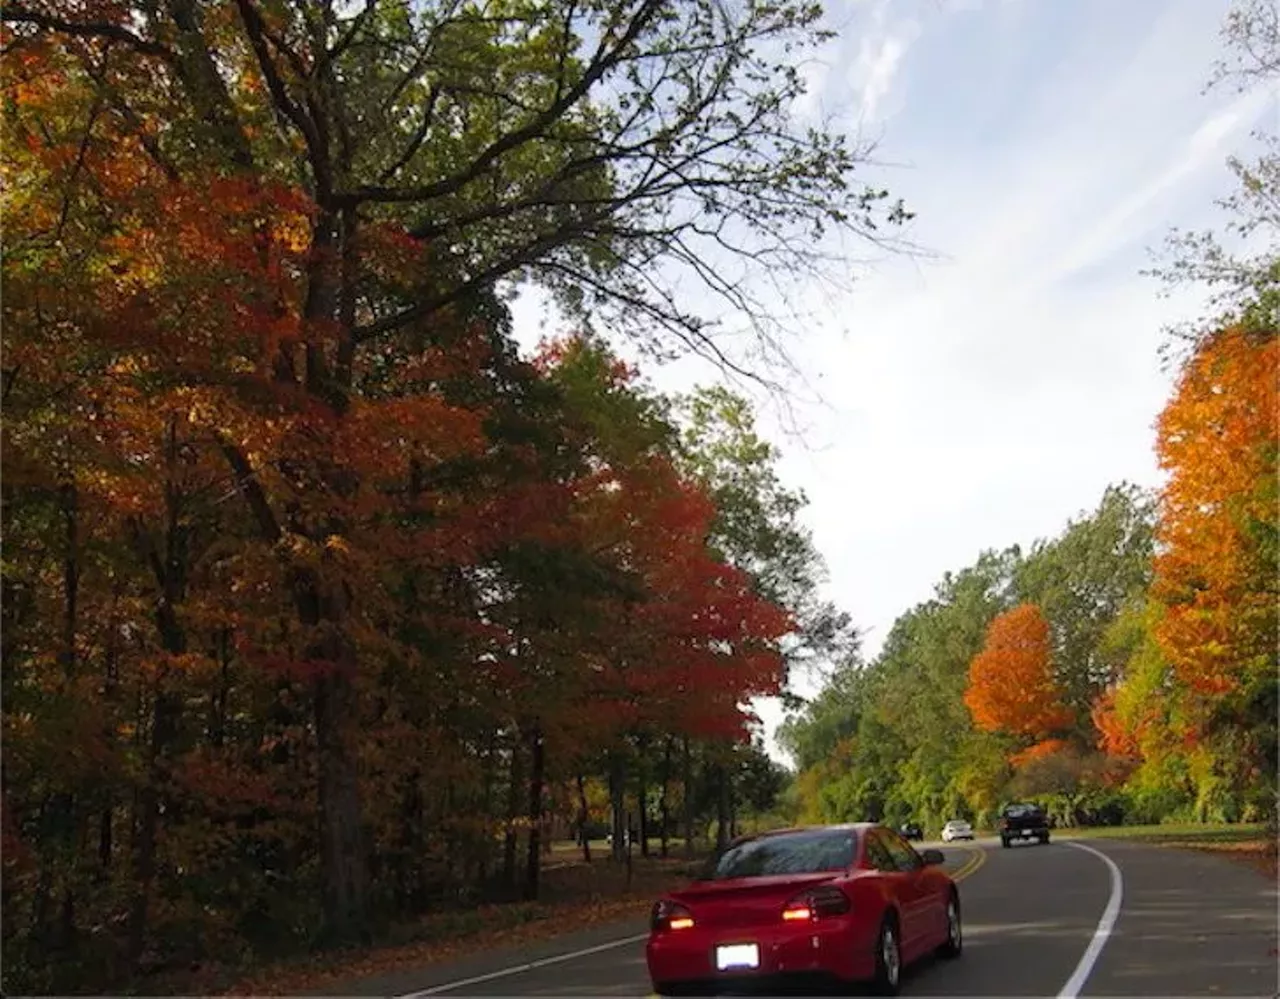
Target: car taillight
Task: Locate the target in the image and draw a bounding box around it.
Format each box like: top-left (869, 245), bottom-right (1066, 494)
top-left (781, 885), bottom-right (851, 922)
top-left (650, 899), bottom-right (695, 932)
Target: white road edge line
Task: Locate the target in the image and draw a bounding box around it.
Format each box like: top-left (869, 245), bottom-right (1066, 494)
top-left (1058, 841), bottom-right (1124, 999)
top-left (394, 931), bottom-right (650, 997)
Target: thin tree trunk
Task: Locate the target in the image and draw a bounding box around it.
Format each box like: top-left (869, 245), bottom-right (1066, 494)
top-left (210, 627), bottom-right (231, 748)
top-left (58, 475), bottom-right (78, 680)
top-left (99, 588), bottom-right (121, 876)
top-left (98, 806), bottom-right (112, 874)
top-left (609, 753), bottom-right (626, 862)
top-left (477, 736), bottom-right (497, 890)
top-left (502, 733), bottom-right (524, 894)
top-left (128, 687), bottom-right (180, 968)
top-left (53, 466), bottom-right (80, 953)
top-left (523, 725), bottom-right (545, 901)
top-left (729, 777), bottom-right (738, 840)
top-left (659, 738), bottom-right (672, 859)
top-left (576, 774), bottom-right (591, 863)
top-left (681, 738), bottom-right (695, 858)
top-left (28, 797), bottom-right (52, 959)
top-left (715, 763), bottom-right (731, 855)
top-left (638, 769), bottom-right (650, 859)
top-left (127, 432), bottom-right (189, 968)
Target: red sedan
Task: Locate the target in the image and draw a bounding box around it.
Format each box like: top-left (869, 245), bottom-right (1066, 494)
top-left (646, 823), bottom-right (962, 996)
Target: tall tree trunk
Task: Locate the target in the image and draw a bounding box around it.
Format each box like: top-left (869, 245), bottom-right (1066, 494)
top-left (523, 725), bottom-right (545, 901)
top-left (477, 736), bottom-right (497, 890)
top-left (98, 806), bottom-right (112, 875)
top-left (55, 469), bottom-right (79, 952)
top-left (128, 686), bottom-right (180, 968)
top-left (290, 493), bottom-right (367, 944)
top-left (729, 777), bottom-right (738, 840)
top-left (209, 627), bottom-right (231, 748)
top-left (502, 734), bottom-right (524, 894)
top-left (126, 433), bottom-right (189, 969)
top-left (58, 474), bottom-right (77, 680)
top-left (609, 753), bottom-right (626, 862)
top-left (659, 738), bottom-right (672, 859)
top-left (715, 763), bottom-right (731, 855)
top-left (638, 769), bottom-right (650, 859)
top-left (99, 588), bottom-right (121, 876)
top-left (313, 667), bottom-right (367, 944)
top-left (576, 773), bottom-right (592, 863)
top-left (681, 738), bottom-right (695, 858)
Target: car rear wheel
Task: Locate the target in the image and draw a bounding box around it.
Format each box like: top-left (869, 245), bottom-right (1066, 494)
top-left (1001, 836), bottom-right (1010, 848)
top-left (937, 890), bottom-right (962, 959)
top-left (1039, 833), bottom-right (1050, 845)
top-left (871, 916), bottom-right (902, 996)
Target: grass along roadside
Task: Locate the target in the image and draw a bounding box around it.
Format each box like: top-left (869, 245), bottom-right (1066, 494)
top-left (1056, 822), bottom-right (1276, 880)
top-left (204, 854), bottom-right (702, 997)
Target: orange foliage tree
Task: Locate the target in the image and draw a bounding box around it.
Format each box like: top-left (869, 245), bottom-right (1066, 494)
top-left (964, 603), bottom-right (1074, 753)
top-left (1, 1), bottom-right (876, 985)
top-left (1153, 325), bottom-right (1278, 704)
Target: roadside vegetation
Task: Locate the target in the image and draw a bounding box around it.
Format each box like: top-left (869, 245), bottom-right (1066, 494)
top-left (1, 1), bottom-right (883, 993)
top-left (1, 0), bottom-right (1275, 996)
top-left (779, 0), bottom-right (1277, 848)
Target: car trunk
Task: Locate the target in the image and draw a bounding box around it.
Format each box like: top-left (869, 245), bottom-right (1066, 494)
top-left (671, 872), bottom-right (844, 930)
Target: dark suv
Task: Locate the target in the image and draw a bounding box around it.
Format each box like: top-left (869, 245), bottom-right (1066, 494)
top-left (900, 821), bottom-right (924, 841)
top-left (999, 803), bottom-right (1050, 847)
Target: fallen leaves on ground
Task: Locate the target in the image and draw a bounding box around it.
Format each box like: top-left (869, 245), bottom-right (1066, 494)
top-left (216, 856), bottom-right (699, 996)
top-left (1153, 837), bottom-right (1278, 882)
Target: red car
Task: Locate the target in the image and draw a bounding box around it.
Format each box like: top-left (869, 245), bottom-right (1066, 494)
top-left (646, 823), bottom-right (962, 996)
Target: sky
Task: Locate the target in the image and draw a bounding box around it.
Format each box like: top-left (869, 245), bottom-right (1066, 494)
top-left (510, 0), bottom-right (1279, 764)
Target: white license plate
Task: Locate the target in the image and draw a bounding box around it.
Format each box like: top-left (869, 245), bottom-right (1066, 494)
top-left (715, 943), bottom-right (760, 971)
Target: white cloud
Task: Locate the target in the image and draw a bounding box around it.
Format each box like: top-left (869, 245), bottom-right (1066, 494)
top-left (849, 1), bottom-right (922, 123)
top-left (507, 0), bottom-right (1277, 765)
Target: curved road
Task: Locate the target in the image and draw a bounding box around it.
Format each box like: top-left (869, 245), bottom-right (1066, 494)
top-left (321, 837), bottom-right (1278, 998)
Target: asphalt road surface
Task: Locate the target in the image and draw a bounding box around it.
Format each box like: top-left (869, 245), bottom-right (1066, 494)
top-left (321, 837), bottom-right (1279, 998)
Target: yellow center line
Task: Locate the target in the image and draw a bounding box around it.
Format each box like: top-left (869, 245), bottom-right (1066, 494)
top-left (951, 842), bottom-right (987, 883)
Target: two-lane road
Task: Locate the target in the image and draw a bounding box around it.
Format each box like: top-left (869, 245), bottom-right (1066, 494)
top-left (319, 837), bottom-right (1278, 997)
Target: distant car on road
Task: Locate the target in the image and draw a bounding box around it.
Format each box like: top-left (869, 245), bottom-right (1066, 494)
top-left (645, 823), bottom-right (962, 997)
top-left (941, 819), bottom-right (974, 842)
top-left (900, 822), bottom-right (924, 841)
top-left (998, 803), bottom-right (1050, 847)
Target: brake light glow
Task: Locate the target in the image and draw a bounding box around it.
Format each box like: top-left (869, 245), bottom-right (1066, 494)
top-left (782, 885), bottom-right (850, 922)
top-left (651, 899), bottom-right (695, 932)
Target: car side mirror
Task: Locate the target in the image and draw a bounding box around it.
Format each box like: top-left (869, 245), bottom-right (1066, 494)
top-left (921, 849), bottom-right (945, 866)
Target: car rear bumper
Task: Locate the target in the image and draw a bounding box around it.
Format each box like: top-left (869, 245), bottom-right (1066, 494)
top-left (646, 916), bottom-right (875, 989)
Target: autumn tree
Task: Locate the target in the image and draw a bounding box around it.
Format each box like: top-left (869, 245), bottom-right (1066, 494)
top-left (1014, 484), bottom-right (1156, 723)
top-left (2, 0), bottom-right (914, 950)
top-left (965, 603), bottom-right (1074, 750)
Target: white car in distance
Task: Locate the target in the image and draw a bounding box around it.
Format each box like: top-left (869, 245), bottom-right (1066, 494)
top-left (941, 819), bottom-right (974, 842)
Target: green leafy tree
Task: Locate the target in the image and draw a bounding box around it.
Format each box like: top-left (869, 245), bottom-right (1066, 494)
top-left (1014, 484), bottom-right (1157, 724)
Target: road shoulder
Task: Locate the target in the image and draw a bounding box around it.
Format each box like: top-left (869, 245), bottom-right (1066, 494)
top-left (1077, 838), bottom-right (1279, 997)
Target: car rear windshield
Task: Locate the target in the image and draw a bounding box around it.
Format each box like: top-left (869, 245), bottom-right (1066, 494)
top-left (1003, 804), bottom-right (1043, 817)
top-left (698, 829), bottom-right (857, 881)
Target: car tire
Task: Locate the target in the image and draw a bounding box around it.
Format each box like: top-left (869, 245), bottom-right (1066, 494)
top-left (937, 890), bottom-right (962, 959)
top-left (870, 915), bottom-right (902, 996)
top-left (1001, 836), bottom-right (1010, 848)
top-left (1040, 833), bottom-right (1050, 845)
